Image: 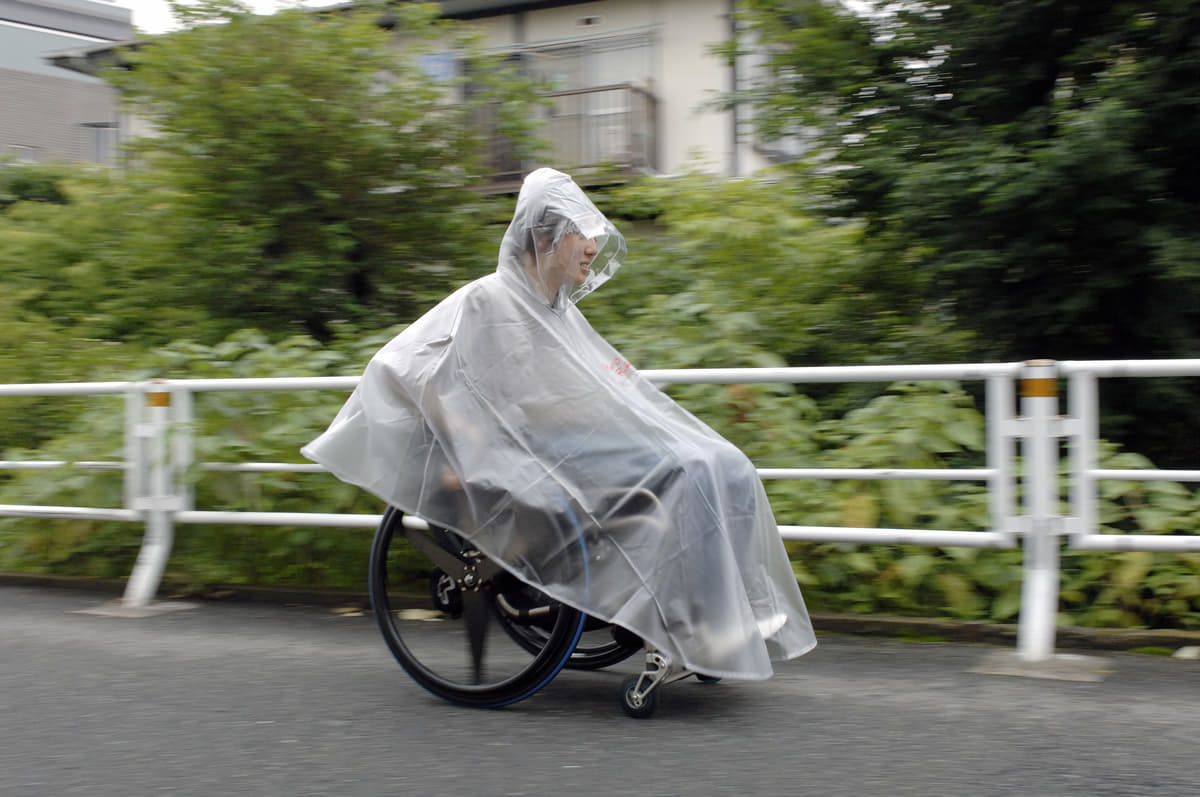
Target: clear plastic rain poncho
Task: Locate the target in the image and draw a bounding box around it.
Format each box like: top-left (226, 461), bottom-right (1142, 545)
top-left (302, 168), bottom-right (815, 679)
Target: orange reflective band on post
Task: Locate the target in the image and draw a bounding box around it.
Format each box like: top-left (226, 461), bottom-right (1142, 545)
top-left (1022, 377), bottom-right (1057, 398)
top-left (147, 391), bottom-right (171, 408)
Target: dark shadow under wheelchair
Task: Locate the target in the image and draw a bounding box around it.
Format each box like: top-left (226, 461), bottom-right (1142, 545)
top-left (368, 490), bottom-right (722, 719)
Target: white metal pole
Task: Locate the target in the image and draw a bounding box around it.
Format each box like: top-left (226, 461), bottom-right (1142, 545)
top-left (173, 387), bottom-right (195, 511)
top-left (122, 382), bottom-right (175, 608)
top-left (1017, 360), bottom-right (1061, 661)
top-left (1068, 371), bottom-right (1098, 546)
top-left (123, 389), bottom-right (141, 512)
top-left (986, 373), bottom-right (1017, 543)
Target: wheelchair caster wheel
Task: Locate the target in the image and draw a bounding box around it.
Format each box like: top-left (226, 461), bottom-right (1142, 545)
top-left (620, 674), bottom-right (658, 719)
top-left (695, 674), bottom-right (722, 684)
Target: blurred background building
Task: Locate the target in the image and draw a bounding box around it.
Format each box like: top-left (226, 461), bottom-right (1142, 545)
top-left (429, 0), bottom-right (768, 184)
top-left (0, 0), bottom-right (132, 164)
top-left (33, 0), bottom-right (767, 181)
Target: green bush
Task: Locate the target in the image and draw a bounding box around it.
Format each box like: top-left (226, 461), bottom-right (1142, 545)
top-left (6, 337), bottom-right (1200, 631)
top-left (0, 330), bottom-right (387, 590)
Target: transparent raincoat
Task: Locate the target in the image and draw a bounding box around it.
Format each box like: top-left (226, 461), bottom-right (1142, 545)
top-left (302, 168), bottom-right (815, 679)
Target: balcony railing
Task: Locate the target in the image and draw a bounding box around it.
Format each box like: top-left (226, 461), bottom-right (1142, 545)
top-left (481, 83), bottom-right (658, 191)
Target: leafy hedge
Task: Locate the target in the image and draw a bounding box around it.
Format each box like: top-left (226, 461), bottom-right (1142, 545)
top-left (3, 332), bottom-right (1200, 630)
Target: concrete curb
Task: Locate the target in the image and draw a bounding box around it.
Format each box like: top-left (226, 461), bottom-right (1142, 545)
top-left (5, 570), bottom-right (1200, 653)
top-left (810, 611), bottom-right (1200, 652)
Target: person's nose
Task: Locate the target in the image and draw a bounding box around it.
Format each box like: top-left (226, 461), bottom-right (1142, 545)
top-left (584, 237), bottom-right (598, 257)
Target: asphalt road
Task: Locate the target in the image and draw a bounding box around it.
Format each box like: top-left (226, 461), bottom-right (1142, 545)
top-left (3, 584), bottom-right (1198, 797)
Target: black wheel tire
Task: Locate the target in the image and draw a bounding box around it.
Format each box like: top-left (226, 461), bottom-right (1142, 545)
top-left (619, 674), bottom-right (658, 719)
top-left (369, 507), bottom-right (586, 708)
top-left (565, 632), bottom-right (642, 671)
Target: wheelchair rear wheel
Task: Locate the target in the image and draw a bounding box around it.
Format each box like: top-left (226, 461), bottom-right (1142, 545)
top-left (369, 507), bottom-right (586, 708)
top-left (492, 589), bottom-right (642, 671)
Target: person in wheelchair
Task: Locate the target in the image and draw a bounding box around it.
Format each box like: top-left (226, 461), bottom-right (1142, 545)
top-left (303, 167), bottom-right (816, 687)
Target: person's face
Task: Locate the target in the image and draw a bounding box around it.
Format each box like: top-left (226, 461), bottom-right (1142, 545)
top-left (550, 232), bottom-right (599, 288)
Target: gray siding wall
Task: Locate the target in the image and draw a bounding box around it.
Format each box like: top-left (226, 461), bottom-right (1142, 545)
top-left (0, 66), bottom-right (119, 162)
top-left (0, 0), bottom-right (130, 164)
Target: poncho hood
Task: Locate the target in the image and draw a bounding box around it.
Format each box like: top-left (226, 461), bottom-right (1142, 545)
top-left (497, 167), bottom-right (626, 309)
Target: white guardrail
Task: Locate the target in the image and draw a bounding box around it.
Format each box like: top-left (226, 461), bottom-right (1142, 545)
top-left (3, 360), bottom-right (1200, 662)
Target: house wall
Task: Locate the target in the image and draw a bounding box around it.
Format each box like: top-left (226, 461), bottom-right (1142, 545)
top-left (27, 0), bottom-right (773, 176)
top-left (0, 0), bottom-right (131, 164)
top-left (0, 65), bottom-right (118, 162)
top-left (466, 0), bottom-right (765, 176)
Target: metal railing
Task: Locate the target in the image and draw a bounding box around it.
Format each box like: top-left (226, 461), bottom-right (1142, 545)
top-left (1061, 360), bottom-right (1200, 552)
top-left (482, 83), bottom-right (658, 187)
top-left (3, 360), bottom-right (1198, 664)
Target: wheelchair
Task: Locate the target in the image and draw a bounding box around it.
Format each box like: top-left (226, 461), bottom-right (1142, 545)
top-left (368, 506), bottom-right (716, 718)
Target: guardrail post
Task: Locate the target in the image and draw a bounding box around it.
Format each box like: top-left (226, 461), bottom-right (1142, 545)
top-left (1067, 369), bottom-right (1098, 547)
top-left (985, 373), bottom-right (1018, 543)
top-left (1016, 360), bottom-right (1061, 661)
top-left (122, 380), bottom-right (176, 608)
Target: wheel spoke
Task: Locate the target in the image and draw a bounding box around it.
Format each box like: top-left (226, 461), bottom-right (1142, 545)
top-left (403, 525), bottom-right (472, 581)
top-left (462, 586), bottom-right (491, 684)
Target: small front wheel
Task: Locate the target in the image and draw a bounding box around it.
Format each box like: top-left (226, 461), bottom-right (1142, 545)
top-left (619, 674), bottom-right (658, 719)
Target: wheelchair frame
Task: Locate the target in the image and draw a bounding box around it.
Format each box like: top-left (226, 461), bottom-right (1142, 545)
top-left (368, 507), bottom-right (713, 717)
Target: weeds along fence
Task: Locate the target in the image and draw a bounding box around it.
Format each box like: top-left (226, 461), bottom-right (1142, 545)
top-left (3, 360), bottom-right (1200, 662)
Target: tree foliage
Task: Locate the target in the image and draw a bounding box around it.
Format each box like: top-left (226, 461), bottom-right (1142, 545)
top-left (0, 164), bottom-right (148, 450)
top-left (730, 0), bottom-right (1200, 462)
top-left (590, 170), bottom-right (973, 371)
top-left (104, 0), bottom-right (545, 340)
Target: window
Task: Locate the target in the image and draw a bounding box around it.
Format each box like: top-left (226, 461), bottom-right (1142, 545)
top-left (471, 31), bottom-right (661, 177)
top-left (524, 32), bottom-right (656, 92)
top-left (81, 122), bottom-right (117, 165)
top-left (7, 144), bottom-right (41, 163)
